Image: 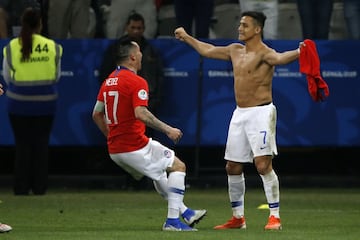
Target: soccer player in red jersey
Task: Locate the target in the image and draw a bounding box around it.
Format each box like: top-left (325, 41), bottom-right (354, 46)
top-left (92, 40), bottom-right (206, 231)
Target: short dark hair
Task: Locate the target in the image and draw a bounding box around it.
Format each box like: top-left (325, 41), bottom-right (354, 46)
top-left (241, 11), bottom-right (266, 30)
top-left (115, 39), bottom-right (136, 64)
top-left (126, 11), bottom-right (145, 26)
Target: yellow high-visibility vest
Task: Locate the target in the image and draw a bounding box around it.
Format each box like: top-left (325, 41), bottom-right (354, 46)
top-left (3, 34), bottom-right (62, 87)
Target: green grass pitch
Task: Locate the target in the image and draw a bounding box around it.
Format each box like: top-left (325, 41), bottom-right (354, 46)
top-left (0, 188), bottom-right (359, 240)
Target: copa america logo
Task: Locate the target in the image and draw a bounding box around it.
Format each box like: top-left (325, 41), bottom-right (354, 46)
top-left (163, 150), bottom-right (172, 158)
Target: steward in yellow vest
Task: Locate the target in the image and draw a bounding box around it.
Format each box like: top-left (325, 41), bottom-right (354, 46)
top-left (2, 7), bottom-right (63, 195)
top-left (3, 31), bottom-right (62, 115)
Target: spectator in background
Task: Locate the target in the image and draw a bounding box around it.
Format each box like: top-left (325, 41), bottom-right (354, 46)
top-left (0, 83), bottom-right (12, 233)
top-left (2, 7), bottom-right (63, 195)
top-left (0, 1), bottom-right (8, 38)
top-left (90, 0), bottom-right (107, 38)
top-left (47, 0), bottom-right (91, 38)
top-left (174, 0), bottom-right (214, 39)
top-left (343, 0), bottom-right (360, 39)
top-left (105, 0), bottom-right (157, 39)
top-left (296, 0), bottom-right (333, 39)
top-left (0, 0), bottom-right (41, 38)
top-left (238, 0), bottom-right (278, 39)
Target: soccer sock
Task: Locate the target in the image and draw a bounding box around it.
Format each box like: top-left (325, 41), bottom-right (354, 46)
top-left (179, 203), bottom-right (187, 214)
top-left (153, 172), bottom-right (188, 214)
top-left (153, 172), bottom-right (168, 200)
top-left (167, 171), bottom-right (186, 219)
top-left (228, 174), bottom-right (245, 218)
top-left (260, 169), bottom-right (280, 218)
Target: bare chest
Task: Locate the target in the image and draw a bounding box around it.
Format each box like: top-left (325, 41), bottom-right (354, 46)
top-left (232, 52), bottom-right (263, 74)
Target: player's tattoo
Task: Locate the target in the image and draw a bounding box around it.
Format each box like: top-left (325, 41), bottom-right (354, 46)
top-left (139, 107), bottom-right (169, 134)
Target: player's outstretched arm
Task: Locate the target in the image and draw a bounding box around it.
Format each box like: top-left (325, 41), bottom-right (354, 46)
top-left (264, 41), bottom-right (306, 66)
top-left (174, 27), bottom-right (231, 61)
top-left (135, 106), bottom-right (182, 144)
top-left (0, 83), bottom-right (3, 95)
top-left (264, 48), bottom-right (299, 66)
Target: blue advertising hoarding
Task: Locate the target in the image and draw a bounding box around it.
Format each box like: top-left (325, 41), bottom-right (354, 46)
top-left (0, 39), bottom-right (359, 147)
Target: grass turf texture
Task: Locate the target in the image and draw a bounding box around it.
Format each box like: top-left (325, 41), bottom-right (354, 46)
top-left (0, 188), bottom-right (359, 240)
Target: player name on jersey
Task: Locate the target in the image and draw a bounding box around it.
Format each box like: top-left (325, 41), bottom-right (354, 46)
top-left (105, 77), bottom-right (118, 86)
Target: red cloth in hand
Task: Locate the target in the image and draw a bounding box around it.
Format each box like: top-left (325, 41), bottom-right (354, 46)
top-left (299, 39), bottom-right (329, 102)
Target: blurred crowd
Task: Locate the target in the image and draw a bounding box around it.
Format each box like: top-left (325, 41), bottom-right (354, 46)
top-left (0, 0), bottom-right (358, 40)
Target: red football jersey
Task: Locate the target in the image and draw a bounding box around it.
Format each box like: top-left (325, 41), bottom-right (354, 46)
top-left (97, 66), bottom-right (149, 153)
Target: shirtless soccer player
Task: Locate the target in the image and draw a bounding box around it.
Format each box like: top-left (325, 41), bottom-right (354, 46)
top-left (175, 11), bottom-right (304, 230)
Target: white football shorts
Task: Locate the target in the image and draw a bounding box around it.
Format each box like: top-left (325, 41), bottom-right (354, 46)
top-left (109, 139), bottom-right (175, 181)
top-left (224, 103), bottom-right (278, 163)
